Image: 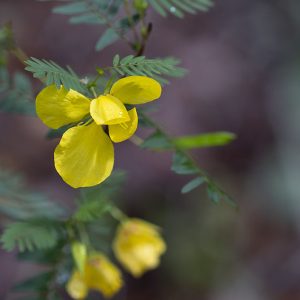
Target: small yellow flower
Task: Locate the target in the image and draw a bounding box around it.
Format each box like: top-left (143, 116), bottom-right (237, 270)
top-left (113, 218), bottom-right (166, 277)
top-left (35, 76), bottom-right (161, 188)
top-left (67, 252), bottom-right (123, 299)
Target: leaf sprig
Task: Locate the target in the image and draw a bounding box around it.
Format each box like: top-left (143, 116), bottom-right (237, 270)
top-left (25, 57), bottom-right (85, 91)
top-left (52, 0), bottom-right (138, 51)
top-left (139, 111), bottom-right (236, 205)
top-left (110, 54), bottom-right (187, 84)
top-left (0, 68), bottom-right (35, 115)
top-left (1, 219), bottom-right (62, 252)
top-left (147, 0), bottom-right (214, 18)
top-left (0, 168), bottom-right (64, 220)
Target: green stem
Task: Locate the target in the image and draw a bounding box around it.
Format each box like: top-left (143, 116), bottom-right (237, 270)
top-left (109, 206), bottom-right (128, 223)
top-left (138, 111), bottom-right (231, 200)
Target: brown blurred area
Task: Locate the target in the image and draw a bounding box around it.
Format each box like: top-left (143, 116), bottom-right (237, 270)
top-left (1, 0), bottom-right (300, 299)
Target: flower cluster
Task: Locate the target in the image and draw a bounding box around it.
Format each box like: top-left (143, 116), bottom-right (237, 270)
top-left (35, 76), bottom-right (162, 188)
top-left (67, 218), bottom-right (166, 299)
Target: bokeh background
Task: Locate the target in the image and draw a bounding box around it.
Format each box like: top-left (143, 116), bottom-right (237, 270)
top-left (1, 0), bottom-right (300, 299)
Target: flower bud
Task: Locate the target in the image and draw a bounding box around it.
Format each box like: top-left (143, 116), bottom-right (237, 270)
top-left (113, 218), bottom-right (166, 277)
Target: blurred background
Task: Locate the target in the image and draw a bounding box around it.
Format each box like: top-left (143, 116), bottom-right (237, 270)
top-left (1, 0), bottom-right (300, 299)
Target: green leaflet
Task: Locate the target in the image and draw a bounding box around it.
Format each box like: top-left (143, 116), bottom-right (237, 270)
top-left (141, 130), bottom-right (173, 150)
top-left (25, 57), bottom-right (85, 92)
top-left (147, 0), bottom-right (214, 17)
top-left (18, 244), bottom-right (63, 264)
top-left (52, 0), bottom-right (134, 51)
top-left (95, 14), bottom-right (141, 51)
top-left (1, 219), bottom-right (62, 252)
top-left (171, 151), bottom-right (199, 175)
top-left (73, 198), bottom-right (110, 222)
top-left (174, 132), bottom-right (236, 149)
top-left (74, 171), bottom-right (126, 222)
top-left (111, 54), bottom-right (187, 84)
top-left (96, 28), bottom-right (119, 51)
top-left (181, 177), bottom-right (205, 194)
top-left (0, 69), bottom-right (35, 115)
top-left (52, 0), bottom-right (122, 21)
top-left (0, 168), bottom-right (64, 220)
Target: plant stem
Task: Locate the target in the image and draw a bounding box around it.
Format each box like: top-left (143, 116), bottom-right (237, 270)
top-left (109, 206), bottom-right (128, 222)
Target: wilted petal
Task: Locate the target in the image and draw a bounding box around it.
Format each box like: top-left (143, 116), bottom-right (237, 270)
top-left (54, 122), bottom-right (114, 188)
top-left (108, 108), bottom-right (138, 143)
top-left (36, 85), bottom-right (90, 129)
top-left (110, 76), bottom-right (162, 105)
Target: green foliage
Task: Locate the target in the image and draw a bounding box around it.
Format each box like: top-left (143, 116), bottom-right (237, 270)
top-left (46, 123), bottom-right (74, 139)
top-left (141, 130), bottom-right (173, 150)
top-left (13, 270), bottom-right (64, 300)
top-left (14, 271), bottom-right (55, 292)
top-left (73, 198), bottom-right (110, 222)
top-left (0, 23), bottom-right (15, 65)
top-left (96, 14), bottom-right (141, 51)
top-left (137, 111), bottom-right (234, 203)
top-left (15, 239), bottom-right (66, 300)
top-left (51, 0), bottom-right (138, 51)
top-left (111, 54), bottom-right (187, 84)
top-left (25, 57), bottom-right (85, 91)
top-left (74, 171), bottom-right (126, 222)
top-left (0, 68), bottom-right (35, 115)
top-left (18, 244), bottom-right (64, 264)
top-left (181, 177), bottom-right (205, 194)
top-left (171, 151), bottom-right (235, 205)
top-left (171, 151), bottom-right (198, 175)
top-left (142, 131), bottom-right (236, 151)
top-left (0, 168), bottom-right (64, 220)
top-left (147, 0), bottom-right (214, 18)
top-left (52, 0), bottom-right (123, 24)
top-left (1, 219), bottom-right (63, 252)
top-left (174, 132), bottom-right (236, 149)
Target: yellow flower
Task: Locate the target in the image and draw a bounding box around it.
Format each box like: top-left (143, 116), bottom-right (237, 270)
top-left (113, 218), bottom-right (166, 277)
top-left (67, 252), bottom-right (123, 299)
top-left (35, 76), bottom-right (161, 188)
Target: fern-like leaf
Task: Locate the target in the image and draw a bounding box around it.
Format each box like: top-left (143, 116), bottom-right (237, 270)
top-left (52, 0), bottom-right (123, 24)
top-left (147, 0), bottom-right (214, 18)
top-left (73, 198), bottom-right (110, 222)
top-left (111, 55), bottom-right (187, 84)
top-left (1, 219), bottom-right (62, 252)
top-left (0, 168), bottom-right (64, 220)
top-left (0, 68), bottom-right (35, 115)
top-left (51, 0), bottom-right (136, 51)
top-left (74, 171), bottom-right (126, 222)
top-left (25, 57), bottom-right (85, 91)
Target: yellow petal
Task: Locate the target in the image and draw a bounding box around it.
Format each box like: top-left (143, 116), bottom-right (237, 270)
top-left (110, 76), bottom-right (162, 105)
top-left (54, 122), bottom-right (114, 188)
top-left (108, 108), bottom-right (138, 143)
top-left (66, 270), bottom-right (88, 300)
top-left (113, 218), bottom-right (166, 277)
top-left (85, 253), bottom-right (123, 298)
top-left (36, 85), bottom-right (90, 129)
top-left (90, 95), bottom-right (129, 125)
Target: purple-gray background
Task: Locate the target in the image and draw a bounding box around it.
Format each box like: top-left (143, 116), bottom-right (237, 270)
top-left (1, 0), bottom-right (300, 299)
